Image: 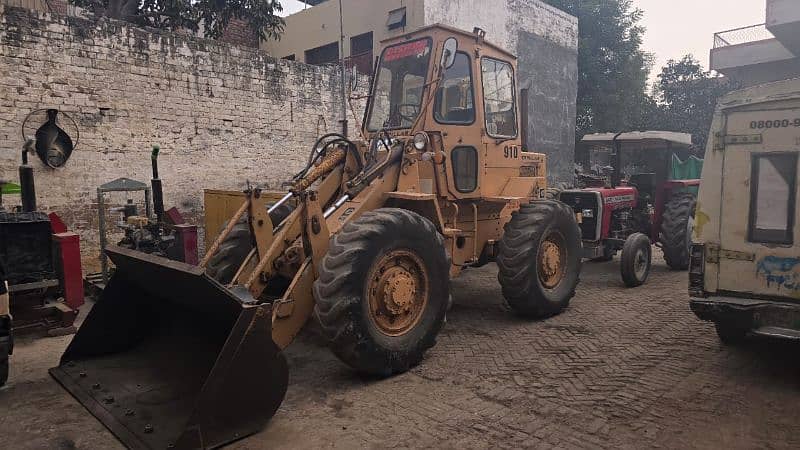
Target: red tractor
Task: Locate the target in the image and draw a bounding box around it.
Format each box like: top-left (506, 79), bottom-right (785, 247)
top-left (559, 132), bottom-right (701, 287)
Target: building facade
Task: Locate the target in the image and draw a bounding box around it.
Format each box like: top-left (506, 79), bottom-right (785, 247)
top-left (264, 0), bottom-right (580, 183)
top-left (710, 0), bottom-right (800, 87)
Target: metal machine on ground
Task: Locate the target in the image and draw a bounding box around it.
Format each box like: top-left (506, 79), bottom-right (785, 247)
top-left (690, 78), bottom-right (800, 344)
top-left (559, 131), bottom-right (701, 287)
top-left (51, 25), bottom-right (583, 448)
top-left (85, 145), bottom-right (198, 292)
top-left (0, 141), bottom-right (84, 335)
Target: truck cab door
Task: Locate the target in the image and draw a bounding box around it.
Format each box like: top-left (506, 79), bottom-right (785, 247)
top-left (716, 108), bottom-right (800, 299)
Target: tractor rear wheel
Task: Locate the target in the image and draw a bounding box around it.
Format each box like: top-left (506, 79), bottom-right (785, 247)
top-left (661, 192), bottom-right (696, 270)
top-left (620, 233), bottom-right (651, 287)
top-left (497, 201), bottom-right (582, 318)
top-left (313, 208), bottom-right (449, 376)
top-left (206, 202), bottom-right (294, 285)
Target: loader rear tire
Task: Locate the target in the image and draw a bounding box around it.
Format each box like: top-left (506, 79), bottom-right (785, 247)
top-left (497, 200), bottom-right (581, 318)
top-left (206, 203), bottom-right (294, 285)
top-left (661, 192), bottom-right (696, 270)
top-left (314, 208), bottom-right (449, 376)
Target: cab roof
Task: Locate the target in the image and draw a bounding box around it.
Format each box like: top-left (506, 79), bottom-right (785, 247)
top-left (582, 131), bottom-right (693, 151)
top-left (381, 23), bottom-right (517, 60)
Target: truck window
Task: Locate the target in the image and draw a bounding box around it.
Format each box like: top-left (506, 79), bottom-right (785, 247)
top-left (481, 58), bottom-right (517, 138)
top-left (748, 153), bottom-right (798, 245)
top-left (434, 52), bottom-right (474, 125)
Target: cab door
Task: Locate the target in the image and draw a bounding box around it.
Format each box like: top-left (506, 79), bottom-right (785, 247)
top-left (435, 49), bottom-right (481, 199)
top-left (716, 107), bottom-right (800, 299)
top-left (479, 57), bottom-right (523, 197)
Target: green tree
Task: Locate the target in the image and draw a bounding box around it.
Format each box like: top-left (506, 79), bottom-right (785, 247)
top-left (652, 55), bottom-right (736, 149)
top-left (69, 0), bottom-right (285, 41)
top-left (542, 0), bottom-right (652, 137)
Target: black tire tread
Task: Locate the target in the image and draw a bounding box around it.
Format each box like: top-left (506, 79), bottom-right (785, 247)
top-left (620, 233), bottom-right (651, 288)
top-left (313, 208), bottom-right (448, 376)
top-left (497, 200), bottom-right (581, 318)
top-left (661, 192), bottom-right (696, 270)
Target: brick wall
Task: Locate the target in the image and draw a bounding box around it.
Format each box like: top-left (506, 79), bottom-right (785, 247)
top-left (0, 6), bottom-right (365, 270)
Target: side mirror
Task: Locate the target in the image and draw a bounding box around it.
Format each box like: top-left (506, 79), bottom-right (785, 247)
top-left (441, 37), bottom-right (458, 70)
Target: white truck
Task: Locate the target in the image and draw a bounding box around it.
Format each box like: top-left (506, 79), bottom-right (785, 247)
top-left (690, 78), bottom-right (800, 343)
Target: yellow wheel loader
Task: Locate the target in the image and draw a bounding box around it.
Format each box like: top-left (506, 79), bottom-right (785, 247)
top-left (51, 25), bottom-right (582, 449)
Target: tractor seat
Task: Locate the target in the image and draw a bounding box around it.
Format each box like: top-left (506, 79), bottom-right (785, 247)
top-left (628, 173), bottom-right (656, 193)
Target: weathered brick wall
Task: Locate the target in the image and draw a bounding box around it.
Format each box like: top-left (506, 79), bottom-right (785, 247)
top-left (0, 6), bottom-right (364, 270)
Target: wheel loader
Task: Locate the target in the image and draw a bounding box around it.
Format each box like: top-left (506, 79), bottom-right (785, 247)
top-left (50, 24), bottom-right (582, 449)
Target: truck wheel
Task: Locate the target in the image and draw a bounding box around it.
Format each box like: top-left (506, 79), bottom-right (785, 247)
top-left (661, 192), bottom-right (696, 270)
top-left (715, 322), bottom-right (748, 345)
top-left (314, 208), bottom-right (449, 376)
top-left (620, 233), bottom-right (651, 287)
top-left (206, 203), bottom-right (294, 285)
top-left (0, 337), bottom-right (9, 387)
top-left (497, 200), bottom-right (582, 318)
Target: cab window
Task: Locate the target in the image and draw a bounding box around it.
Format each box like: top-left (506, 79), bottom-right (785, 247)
top-left (434, 52), bottom-right (474, 124)
top-left (481, 58), bottom-right (517, 138)
top-left (748, 153), bottom-right (797, 245)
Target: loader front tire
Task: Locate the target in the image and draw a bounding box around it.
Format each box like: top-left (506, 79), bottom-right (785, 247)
top-left (314, 208), bottom-right (449, 376)
top-left (661, 192), bottom-right (696, 270)
top-left (205, 203), bottom-right (294, 285)
top-left (497, 200), bottom-right (581, 318)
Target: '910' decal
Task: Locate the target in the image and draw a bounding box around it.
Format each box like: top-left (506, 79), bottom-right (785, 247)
top-left (504, 145), bottom-right (520, 158)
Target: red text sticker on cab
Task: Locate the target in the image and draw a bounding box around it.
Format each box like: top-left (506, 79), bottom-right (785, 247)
top-left (384, 40), bottom-right (429, 62)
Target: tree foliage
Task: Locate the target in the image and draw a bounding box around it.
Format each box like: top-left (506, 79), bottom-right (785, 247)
top-left (649, 55), bottom-right (737, 149)
top-left (69, 0), bottom-right (285, 41)
top-left (542, 0), bottom-right (652, 137)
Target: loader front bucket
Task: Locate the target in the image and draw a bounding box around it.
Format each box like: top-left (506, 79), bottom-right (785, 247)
top-left (50, 245), bottom-right (288, 449)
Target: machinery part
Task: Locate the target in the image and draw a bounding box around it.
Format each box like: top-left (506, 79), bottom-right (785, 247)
top-left (313, 209), bottom-right (449, 376)
top-left (151, 145), bottom-right (165, 224)
top-left (715, 322), bottom-right (748, 345)
top-left (205, 203), bottom-right (295, 285)
top-left (590, 245), bottom-right (615, 262)
top-left (50, 246), bottom-right (288, 449)
top-left (497, 201), bottom-right (581, 318)
top-left (661, 192), bottom-right (697, 270)
top-left (620, 233), bottom-right (651, 288)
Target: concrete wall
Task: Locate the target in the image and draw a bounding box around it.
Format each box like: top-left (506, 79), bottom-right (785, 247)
top-left (424, 0), bottom-right (578, 183)
top-left (0, 6), bottom-right (365, 270)
top-left (262, 0), bottom-right (426, 62)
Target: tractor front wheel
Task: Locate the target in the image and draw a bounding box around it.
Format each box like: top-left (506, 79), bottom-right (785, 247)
top-left (314, 208), bottom-right (450, 376)
top-left (620, 233), bottom-right (652, 287)
top-left (497, 201), bottom-right (582, 318)
top-left (661, 192), bottom-right (697, 270)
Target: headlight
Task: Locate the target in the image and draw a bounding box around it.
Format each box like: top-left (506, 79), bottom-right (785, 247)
top-left (413, 132), bottom-right (429, 151)
top-left (581, 209), bottom-right (594, 218)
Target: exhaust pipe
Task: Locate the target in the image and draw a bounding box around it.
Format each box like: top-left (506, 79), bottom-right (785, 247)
top-left (151, 145), bottom-right (165, 224)
top-left (20, 140), bottom-right (36, 213)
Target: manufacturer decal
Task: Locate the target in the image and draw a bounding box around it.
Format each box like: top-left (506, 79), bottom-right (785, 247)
top-left (604, 194), bottom-right (634, 205)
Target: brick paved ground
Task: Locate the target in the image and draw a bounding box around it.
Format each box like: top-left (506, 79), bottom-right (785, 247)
top-left (2, 256), bottom-right (800, 449)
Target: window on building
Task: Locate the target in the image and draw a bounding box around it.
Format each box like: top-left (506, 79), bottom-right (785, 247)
top-left (481, 57), bottom-right (517, 138)
top-left (748, 153), bottom-right (798, 245)
top-left (349, 32), bottom-right (374, 74)
top-left (305, 42), bottom-right (339, 66)
top-left (387, 7), bottom-right (407, 30)
top-left (282, 54), bottom-right (296, 61)
top-left (434, 52), bottom-right (474, 124)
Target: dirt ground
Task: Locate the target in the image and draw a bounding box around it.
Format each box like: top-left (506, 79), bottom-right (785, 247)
top-left (2, 256), bottom-right (800, 449)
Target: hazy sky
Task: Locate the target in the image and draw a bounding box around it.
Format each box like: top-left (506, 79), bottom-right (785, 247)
top-left (278, 0), bottom-right (767, 76)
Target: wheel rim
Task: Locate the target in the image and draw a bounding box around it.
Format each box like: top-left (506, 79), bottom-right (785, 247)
top-left (367, 249), bottom-right (429, 337)
top-left (538, 233), bottom-right (567, 289)
top-left (634, 246), bottom-right (649, 280)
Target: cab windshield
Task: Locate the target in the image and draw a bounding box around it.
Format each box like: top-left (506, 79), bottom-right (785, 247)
top-left (366, 38), bottom-right (432, 131)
